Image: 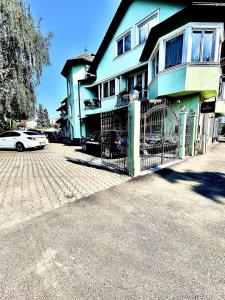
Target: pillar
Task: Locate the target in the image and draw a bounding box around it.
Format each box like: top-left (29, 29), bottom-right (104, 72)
top-left (179, 111), bottom-right (187, 160)
top-left (128, 99), bottom-right (141, 177)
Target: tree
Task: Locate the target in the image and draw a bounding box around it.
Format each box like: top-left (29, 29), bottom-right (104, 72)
top-left (37, 104), bottom-right (50, 128)
top-left (43, 108), bottom-right (50, 127)
top-left (0, 0), bottom-right (52, 129)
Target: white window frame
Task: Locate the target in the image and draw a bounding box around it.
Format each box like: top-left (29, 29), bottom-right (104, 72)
top-left (127, 71), bottom-right (148, 98)
top-left (115, 29), bottom-right (132, 57)
top-left (191, 28), bottom-right (216, 63)
top-left (99, 78), bottom-right (119, 99)
top-left (136, 10), bottom-right (159, 46)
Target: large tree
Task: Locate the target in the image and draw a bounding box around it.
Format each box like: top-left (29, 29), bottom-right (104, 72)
top-left (0, 0), bottom-right (52, 129)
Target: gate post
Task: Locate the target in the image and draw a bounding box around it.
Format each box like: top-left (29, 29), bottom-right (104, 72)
top-left (179, 111), bottom-right (187, 160)
top-left (128, 99), bottom-right (141, 177)
top-left (189, 112), bottom-right (197, 156)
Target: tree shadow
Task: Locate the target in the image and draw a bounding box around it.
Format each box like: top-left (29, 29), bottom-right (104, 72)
top-left (158, 168), bottom-right (225, 204)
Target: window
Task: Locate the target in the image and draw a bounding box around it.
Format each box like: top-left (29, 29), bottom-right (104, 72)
top-left (110, 80), bottom-right (115, 96)
top-left (101, 79), bottom-right (116, 99)
top-left (67, 77), bottom-right (73, 96)
top-left (116, 31), bottom-right (131, 56)
top-left (127, 71), bottom-right (148, 98)
top-left (69, 103), bottom-right (72, 117)
top-left (9, 132), bottom-right (21, 137)
top-left (103, 82), bottom-right (109, 98)
top-left (0, 132), bottom-right (11, 138)
top-left (137, 12), bottom-right (159, 45)
top-left (165, 35), bottom-right (183, 69)
top-left (23, 131), bottom-right (40, 136)
top-left (192, 30), bottom-right (215, 62)
top-left (152, 50), bottom-right (159, 79)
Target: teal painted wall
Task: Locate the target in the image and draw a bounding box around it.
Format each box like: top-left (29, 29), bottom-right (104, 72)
top-left (172, 94), bottom-right (200, 115)
top-left (149, 66), bottom-right (186, 99)
top-left (96, 0), bottom-right (186, 83)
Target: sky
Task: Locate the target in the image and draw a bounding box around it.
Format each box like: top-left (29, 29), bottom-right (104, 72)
top-left (25, 0), bottom-right (121, 118)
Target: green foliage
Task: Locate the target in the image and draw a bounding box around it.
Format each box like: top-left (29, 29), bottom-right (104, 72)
top-left (0, 0), bottom-right (52, 124)
top-left (37, 104), bottom-right (50, 128)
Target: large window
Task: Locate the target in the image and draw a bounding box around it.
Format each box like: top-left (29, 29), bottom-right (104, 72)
top-left (137, 12), bottom-right (159, 45)
top-left (100, 79), bottom-right (116, 99)
top-left (192, 30), bottom-right (215, 62)
top-left (116, 31), bottom-right (131, 56)
top-left (165, 35), bottom-right (183, 69)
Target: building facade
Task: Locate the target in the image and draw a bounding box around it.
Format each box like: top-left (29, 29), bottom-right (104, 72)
top-left (57, 0), bottom-right (225, 152)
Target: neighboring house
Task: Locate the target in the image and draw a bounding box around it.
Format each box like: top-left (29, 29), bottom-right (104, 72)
top-left (58, 0), bottom-right (225, 151)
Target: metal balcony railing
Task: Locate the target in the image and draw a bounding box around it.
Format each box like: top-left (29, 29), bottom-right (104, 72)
top-left (84, 99), bottom-right (101, 110)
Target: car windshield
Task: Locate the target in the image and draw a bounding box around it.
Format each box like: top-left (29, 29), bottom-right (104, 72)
top-left (23, 131), bottom-right (42, 136)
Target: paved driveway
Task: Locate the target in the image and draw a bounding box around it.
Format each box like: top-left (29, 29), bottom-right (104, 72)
top-left (0, 143), bottom-right (129, 230)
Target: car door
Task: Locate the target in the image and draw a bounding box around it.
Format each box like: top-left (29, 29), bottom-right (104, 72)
top-left (10, 132), bottom-right (21, 149)
top-left (87, 132), bottom-right (100, 154)
top-left (0, 132), bottom-right (12, 148)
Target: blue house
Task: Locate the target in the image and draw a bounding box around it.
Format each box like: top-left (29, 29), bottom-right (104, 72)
top-left (57, 0), bottom-right (225, 151)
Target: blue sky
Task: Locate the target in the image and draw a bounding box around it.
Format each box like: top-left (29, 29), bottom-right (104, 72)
top-left (25, 0), bottom-right (121, 117)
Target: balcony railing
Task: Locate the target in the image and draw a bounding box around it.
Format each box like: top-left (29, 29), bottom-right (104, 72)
top-left (117, 89), bottom-right (148, 107)
top-left (84, 99), bottom-right (101, 110)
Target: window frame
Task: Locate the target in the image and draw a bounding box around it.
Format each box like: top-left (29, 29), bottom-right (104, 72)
top-left (191, 29), bottom-right (216, 63)
top-left (136, 10), bottom-right (159, 46)
top-left (99, 78), bottom-right (118, 99)
top-left (127, 71), bottom-right (148, 99)
top-left (115, 30), bottom-right (132, 57)
top-left (165, 34), bottom-right (184, 69)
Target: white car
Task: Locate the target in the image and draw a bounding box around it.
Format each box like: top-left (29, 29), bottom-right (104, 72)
top-left (0, 130), bottom-right (48, 152)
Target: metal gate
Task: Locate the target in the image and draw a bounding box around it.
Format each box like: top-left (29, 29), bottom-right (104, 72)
top-left (101, 109), bottom-right (128, 173)
top-left (140, 101), bottom-right (180, 171)
top-left (185, 114), bottom-right (192, 156)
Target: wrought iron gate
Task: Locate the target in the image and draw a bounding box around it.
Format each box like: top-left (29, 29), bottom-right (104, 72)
top-left (185, 114), bottom-right (192, 156)
top-left (140, 101), bottom-right (180, 171)
top-left (101, 109), bottom-right (128, 173)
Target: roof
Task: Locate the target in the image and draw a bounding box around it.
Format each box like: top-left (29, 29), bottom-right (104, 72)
top-left (61, 53), bottom-right (95, 77)
top-left (140, 3), bottom-right (225, 61)
top-left (88, 0), bottom-right (207, 74)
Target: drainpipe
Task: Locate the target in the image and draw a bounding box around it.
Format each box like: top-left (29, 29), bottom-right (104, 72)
top-left (78, 80), bottom-right (82, 144)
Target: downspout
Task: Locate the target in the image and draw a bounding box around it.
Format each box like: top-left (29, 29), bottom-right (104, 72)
top-left (78, 79), bottom-right (82, 144)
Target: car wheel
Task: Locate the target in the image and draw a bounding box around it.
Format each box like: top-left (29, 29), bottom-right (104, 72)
top-left (39, 146), bottom-right (45, 150)
top-left (16, 142), bottom-right (25, 152)
top-left (82, 144), bottom-right (87, 152)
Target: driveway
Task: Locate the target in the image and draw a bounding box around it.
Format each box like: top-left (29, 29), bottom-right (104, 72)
top-left (0, 143), bottom-right (129, 230)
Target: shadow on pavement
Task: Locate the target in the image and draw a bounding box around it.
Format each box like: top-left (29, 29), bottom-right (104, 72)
top-left (158, 168), bottom-right (225, 204)
top-left (65, 157), bottom-right (122, 174)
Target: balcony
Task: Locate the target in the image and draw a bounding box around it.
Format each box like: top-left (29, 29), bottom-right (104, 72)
top-left (56, 102), bottom-right (68, 117)
top-left (149, 63), bottom-right (221, 100)
top-left (84, 99), bottom-right (101, 110)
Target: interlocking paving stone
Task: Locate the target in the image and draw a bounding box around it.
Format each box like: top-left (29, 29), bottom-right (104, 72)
top-left (0, 144), bottom-right (129, 230)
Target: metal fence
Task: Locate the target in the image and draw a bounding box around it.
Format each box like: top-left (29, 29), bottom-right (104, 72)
top-left (140, 99), bottom-right (180, 171)
top-left (101, 109), bottom-right (128, 173)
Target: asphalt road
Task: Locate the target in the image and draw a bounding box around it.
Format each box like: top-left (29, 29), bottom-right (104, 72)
top-left (0, 143), bottom-right (225, 299)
